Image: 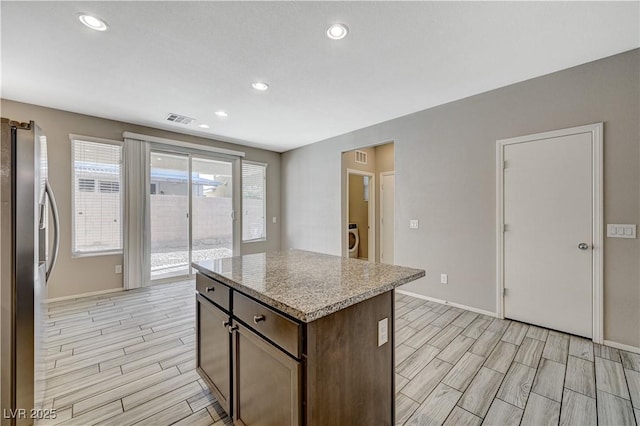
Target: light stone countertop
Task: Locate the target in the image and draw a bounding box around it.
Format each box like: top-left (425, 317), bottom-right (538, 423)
top-left (192, 249), bottom-right (425, 323)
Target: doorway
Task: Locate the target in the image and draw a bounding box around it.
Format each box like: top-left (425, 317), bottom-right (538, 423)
top-left (342, 143), bottom-right (395, 262)
top-left (149, 150), bottom-right (236, 281)
top-left (347, 170), bottom-right (375, 261)
top-left (497, 123), bottom-right (603, 341)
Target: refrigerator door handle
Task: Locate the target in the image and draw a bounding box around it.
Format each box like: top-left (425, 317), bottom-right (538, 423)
top-left (45, 180), bottom-right (60, 282)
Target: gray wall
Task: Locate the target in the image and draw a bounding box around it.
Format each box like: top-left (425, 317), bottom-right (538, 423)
top-left (1, 99), bottom-right (281, 299)
top-left (282, 49), bottom-right (640, 347)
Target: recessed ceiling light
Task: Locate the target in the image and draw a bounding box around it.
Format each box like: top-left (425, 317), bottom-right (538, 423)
top-left (78, 13), bottom-right (109, 31)
top-left (251, 82), bottom-right (269, 91)
top-left (214, 111), bottom-right (228, 118)
top-left (326, 23), bottom-right (349, 40)
top-left (198, 124), bottom-right (210, 129)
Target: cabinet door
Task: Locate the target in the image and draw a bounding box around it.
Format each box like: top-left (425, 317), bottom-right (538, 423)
top-left (196, 294), bottom-right (232, 416)
top-left (233, 323), bottom-right (301, 426)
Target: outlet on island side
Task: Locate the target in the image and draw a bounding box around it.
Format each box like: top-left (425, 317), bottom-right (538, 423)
top-left (115, 265), bottom-right (122, 274)
top-left (440, 274), bottom-right (448, 284)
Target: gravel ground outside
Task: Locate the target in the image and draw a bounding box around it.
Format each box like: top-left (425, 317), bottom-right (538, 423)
top-left (151, 246), bottom-right (233, 279)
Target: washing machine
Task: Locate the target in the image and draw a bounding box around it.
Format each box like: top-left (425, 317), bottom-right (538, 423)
top-left (348, 223), bottom-right (359, 258)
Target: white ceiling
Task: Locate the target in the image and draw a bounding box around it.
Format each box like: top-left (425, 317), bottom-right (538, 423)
top-left (2, 2), bottom-right (638, 152)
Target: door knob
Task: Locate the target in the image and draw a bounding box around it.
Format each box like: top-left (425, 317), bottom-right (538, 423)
top-left (578, 243), bottom-right (590, 250)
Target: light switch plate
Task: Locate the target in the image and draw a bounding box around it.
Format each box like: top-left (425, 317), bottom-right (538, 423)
top-left (378, 318), bottom-right (388, 347)
top-left (607, 224), bottom-right (636, 239)
top-left (409, 219), bottom-right (419, 229)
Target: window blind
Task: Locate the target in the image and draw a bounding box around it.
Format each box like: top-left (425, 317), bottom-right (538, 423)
top-left (72, 138), bottom-right (123, 254)
top-left (242, 162), bottom-right (266, 241)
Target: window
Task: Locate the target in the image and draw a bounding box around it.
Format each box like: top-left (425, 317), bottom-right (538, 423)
top-left (72, 137), bottom-right (123, 255)
top-left (242, 161), bottom-right (267, 241)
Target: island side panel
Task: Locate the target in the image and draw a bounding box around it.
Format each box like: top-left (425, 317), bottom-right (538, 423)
top-left (305, 291), bottom-right (394, 426)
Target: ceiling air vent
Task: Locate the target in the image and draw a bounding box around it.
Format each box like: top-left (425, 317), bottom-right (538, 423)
top-left (166, 113), bottom-right (195, 125)
top-left (355, 150), bottom-right (368, 165)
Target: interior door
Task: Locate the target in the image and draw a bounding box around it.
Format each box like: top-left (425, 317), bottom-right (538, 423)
top-left (503, 132), bottom-right (593, 338)
top-left (380, 173), bottom-right (395, 264)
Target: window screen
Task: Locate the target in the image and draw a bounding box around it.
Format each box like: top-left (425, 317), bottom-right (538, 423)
top-left (242, 162), bottom-right (267, 241)
top-left (72, 138), bottom-right (123, 254)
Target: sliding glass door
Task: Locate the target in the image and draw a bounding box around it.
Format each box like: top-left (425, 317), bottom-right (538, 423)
top-left (191, 157), bottom-right (234, 270)
top-left (149, 150), bottom-right (237, 281)
top-left (149, 152), bottom-right (190, 280)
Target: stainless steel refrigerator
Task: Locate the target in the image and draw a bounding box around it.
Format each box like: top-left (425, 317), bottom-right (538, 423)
top-left (1, 118), bottom-right (59, 425)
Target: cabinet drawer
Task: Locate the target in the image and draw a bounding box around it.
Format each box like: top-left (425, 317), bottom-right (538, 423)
top-left (234, 292), bottom-right (302, 358)
top-left (196, 273), bottom-right (231, 312)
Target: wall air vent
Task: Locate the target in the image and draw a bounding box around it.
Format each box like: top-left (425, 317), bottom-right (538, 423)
top-left (166, 113), bottom-right (195, 125)
top-left (355, 150), bottom-right (368, 165)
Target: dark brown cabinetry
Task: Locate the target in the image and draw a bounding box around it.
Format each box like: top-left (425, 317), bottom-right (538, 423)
top-left (196, 294), bottom-right (232, 415)
top-left (195, 272), bottom-right (394, 426)
top-left (196, 273), bottom-right (231, 309)
top-left (233, 292), bottom-right (302, 358)
top-left (233, 323), bottom-right (301, 426)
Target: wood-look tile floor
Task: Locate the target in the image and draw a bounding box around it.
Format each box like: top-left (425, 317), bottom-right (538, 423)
top-left (38, 281), bottom-right (639, 425)
top-left (394, 292), bottom-right (640, 426)
top-left (38, 280), bottom-right (232, 426)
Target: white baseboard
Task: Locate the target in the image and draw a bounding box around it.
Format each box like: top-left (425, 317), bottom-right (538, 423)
top-left (604, 339), bottom-right (640, 354)
top-left (395, 289), bottom-right (497, 318)
top-left (45, 287), bottom-right (124, 303)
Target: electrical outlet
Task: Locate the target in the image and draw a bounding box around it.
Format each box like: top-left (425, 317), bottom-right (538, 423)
top-left (378, 318), bottom-right (388, 347)
top-left (440, 273), bottom-right (448, 284)
top-left (272, 217), bottom-right (277, 224)
top-left (409, 219), bottom-right (419, 229)
top-left (115, 265), bottom-right (122, 274)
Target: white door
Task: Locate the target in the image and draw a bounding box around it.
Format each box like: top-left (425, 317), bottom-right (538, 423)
top-left (380, 173), bottom-right (395, 265)
top-left (503, 132), bottom-right (593, 338)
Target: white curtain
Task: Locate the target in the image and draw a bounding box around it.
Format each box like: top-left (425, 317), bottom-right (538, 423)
top-left (123, 138), bottom-right (150, 289)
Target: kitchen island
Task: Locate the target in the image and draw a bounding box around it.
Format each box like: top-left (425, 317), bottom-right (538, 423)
top-left (192, 250), bottom-right (425, 426)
